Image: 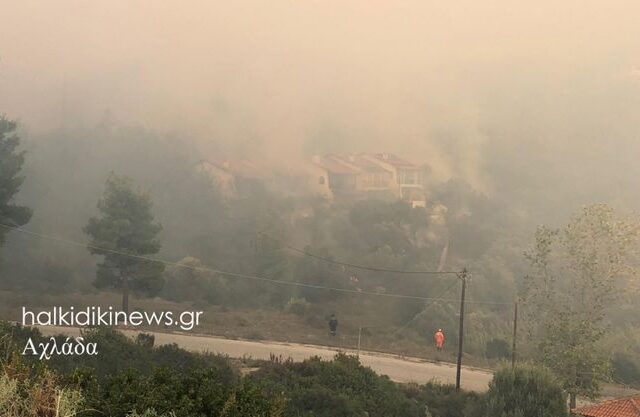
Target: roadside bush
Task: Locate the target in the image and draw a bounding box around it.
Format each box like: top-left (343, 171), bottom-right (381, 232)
top-left (136, 333), bottom-right (155, 348)
top-left (485, 338), bottom-right (511, 360)
top-left (402, 382), bottom-right (483, 417)
top-left (249, 353), bottom-right (422, 417)
top-left (48, 327), bottom-right (236, 384)
top-left (220, 381), bottom-right (286, 417)
top-left (484, 364), bottom-right (568, 417)
top-left (86, 367), bottom-right (235, 417)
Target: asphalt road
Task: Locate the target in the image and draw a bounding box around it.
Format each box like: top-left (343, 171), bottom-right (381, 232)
top-left (37, 325), bottom-right (493, 392)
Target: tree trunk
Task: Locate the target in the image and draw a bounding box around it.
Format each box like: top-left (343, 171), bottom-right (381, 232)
top-left (122, 277), bottom-right (130, 314)
top-left (570, 392), bottom-right (577, 411)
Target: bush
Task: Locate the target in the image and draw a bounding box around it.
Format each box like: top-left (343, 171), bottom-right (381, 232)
top-left (284, 297), bottom-right (311, 316)
top-left (249, 353), bottom-right (422, 417)
top-left (484, 364), bottom-right (568, 417)
top-left (127, 410), bottom-right (176, 417)
top-left (220, 381), bottom-right (285, 417)
top-left (86, 366), bottom-right (238, 417)
top-left (485, 338), bottom-right (511, 360)
top-left (136, 333), bottom-right (155, 348)
top-left (612, 352), bottom-right (640, 386)
top-left (403, 382), bottom-right (483, 417)
top-left (0, 366), bottom-right (84, 417)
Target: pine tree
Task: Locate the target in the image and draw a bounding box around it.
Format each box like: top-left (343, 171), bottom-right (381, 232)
top-left (0, 116), bottom-right (32, 245)
top-left (84, 174), bottom-right (164, 312)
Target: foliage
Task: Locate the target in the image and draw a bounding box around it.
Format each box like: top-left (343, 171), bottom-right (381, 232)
top-left (485, 338), bottom-right (511, 360)
top-left (284, 297), bottom-right (311, 316)
top-left (484, 365), bottom-right (568, 417)
top-left (84, 367), bottom-right (236, 417)
top-left (0, 360), bottom-right (84, 417)
top-left (402, 382), bottom-right (483, 417)
top-left (84, 174), bottom-right (165, 311)
top-left (0, 322), bottom-right (508, 417)
top-left (135, 333), bottom-right (155, 348)
top-left (249, 353), bottom-right (422, 417)
top-left (431, 179), bottom-right (501, 260)
top-left (220, 381), bottom-right (286, 417)
top-left (127, 410), bottom-right (176, 417)
top-left (1, 324), bottom-right (236, 385)
top-left (0, 115), bottom-right (32, 245)
top-left (522, 204), bottom-right (640, 405)
top-left (161, 256), bottom-right (227, 305)
top-left (611, 352), bottom-right (640, 386)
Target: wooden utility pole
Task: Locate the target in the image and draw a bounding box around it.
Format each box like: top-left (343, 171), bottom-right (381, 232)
top-left (455, 268), bottom-right (467, 392)
top-left (511, 301), bottom-right (518, 369)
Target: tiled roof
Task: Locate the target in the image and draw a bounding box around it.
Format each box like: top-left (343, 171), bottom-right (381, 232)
top-left (347, 155), bottom-right (389, 172)
top-left (371, 153), bottom-right (417, 168)
top-left (316, 154), bottom-right (396, 174)
top-left (574, 395), bottom-right (640, 417)
top-left (314, 155), bottom-right (360, 174)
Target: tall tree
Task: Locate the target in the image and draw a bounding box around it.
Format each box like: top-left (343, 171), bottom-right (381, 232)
top-left (84, 174), bottom-right (164, 312)
top-left (522, 204), bottom-right (640, 408)
top-left (0, 116), bottom-right (32, 244)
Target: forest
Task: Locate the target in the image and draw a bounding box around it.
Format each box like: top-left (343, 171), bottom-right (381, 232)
top-left (1, 113), bottom-right (639, 415)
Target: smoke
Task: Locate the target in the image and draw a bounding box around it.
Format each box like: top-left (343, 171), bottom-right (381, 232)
top-left (1, 0), bottom-right (640, 211)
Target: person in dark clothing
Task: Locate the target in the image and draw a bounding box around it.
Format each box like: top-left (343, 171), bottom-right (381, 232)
top-left (328, 314), bottom-right (338, 336)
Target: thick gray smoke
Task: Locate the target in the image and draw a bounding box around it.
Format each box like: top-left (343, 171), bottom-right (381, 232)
top-left (1, 0), bottom-right (639, 222)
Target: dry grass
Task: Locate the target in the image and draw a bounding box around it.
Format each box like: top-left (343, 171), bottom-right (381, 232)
top-left (0, 368), bottom-right (84, 417)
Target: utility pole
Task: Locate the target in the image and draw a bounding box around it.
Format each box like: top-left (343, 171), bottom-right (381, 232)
top-left (511, 301), bottom-right (518, 369)
top-left (455, 268), bottom-right (467, 392)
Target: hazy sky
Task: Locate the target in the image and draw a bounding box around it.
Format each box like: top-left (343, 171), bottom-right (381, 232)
top-left (1, 1), bottom-right (639, 193)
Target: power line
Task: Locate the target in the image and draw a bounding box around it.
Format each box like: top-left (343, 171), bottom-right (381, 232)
top-left (394, 279), bottom-right (461, 334)
top-left (0, 223), bottom-right (511, 305)
top-left (259, 232), bottom-right (461, 276)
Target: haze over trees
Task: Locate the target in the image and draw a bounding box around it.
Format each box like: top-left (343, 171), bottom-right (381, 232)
top-left (84, 174), bottom-right (165, 313)
top-left (2, 2), bottom-right (640, 415)
top-left (0, 118), bottom-right (639, 397)
top-left (0, 116), bottom-right (32, 246)
top-left (522, 204), bottom-right (640, 407)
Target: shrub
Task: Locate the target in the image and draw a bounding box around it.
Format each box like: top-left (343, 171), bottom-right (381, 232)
top-left (612, 352), bottom-right (640, 386)
top-left (402, 382), bottom-right (483, 417)
top-left (484, 364), bottom-right (568, 417)
top-left (284, 297), bottom-right (311, 316)
top-left (0, 367), bottom-right (84, 417)
top-left (250, 353), bottom-right (422, 417)
top-left (87, 367), bottom-right (234, 417)
top-left (485, 338), bottom-right (511, 360)
top-left (136, 333), bottom-right (155, 348)
top-left (220, 381), bottom-right (286, 417)
top-left (127, 410), bottom-right (176, 417)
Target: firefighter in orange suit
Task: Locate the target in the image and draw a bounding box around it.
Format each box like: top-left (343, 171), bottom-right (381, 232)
top-left (434, 328), bottom-right (445, 350)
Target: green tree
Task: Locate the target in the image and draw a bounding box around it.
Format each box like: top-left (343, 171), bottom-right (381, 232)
top-left (484, 365), bottom-right (568, 417)
top-left (84, 174), bottom-right (164, 312)
top-left (0, 116), bottom-right (32, 245)
top-left (522, 204), bottom-right (640, 408)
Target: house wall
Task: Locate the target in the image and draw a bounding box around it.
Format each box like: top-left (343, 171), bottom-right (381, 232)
top-left (196, 161), bottom-right (237, 198)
